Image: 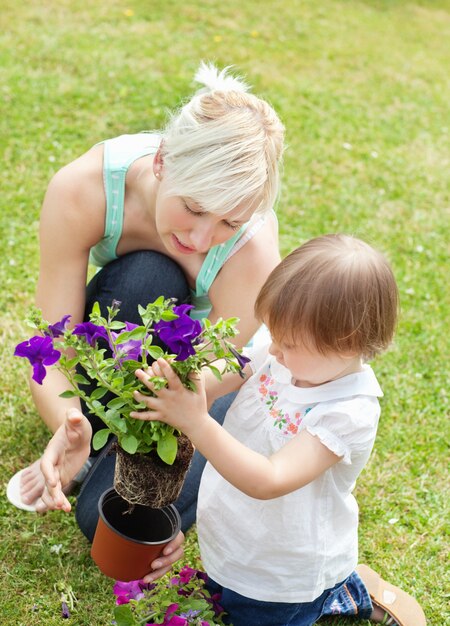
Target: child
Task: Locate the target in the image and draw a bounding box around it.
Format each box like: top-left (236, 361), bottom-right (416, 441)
top-left (137, 235), bottom-right (426, 626)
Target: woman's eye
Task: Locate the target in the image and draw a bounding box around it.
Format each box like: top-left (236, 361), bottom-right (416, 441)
top-left (223, 220), bottom-right (240, 231)
top-left (183, 203), bottom-right (201, 216)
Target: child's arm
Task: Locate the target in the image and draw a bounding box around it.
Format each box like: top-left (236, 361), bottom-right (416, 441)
top-left (203, 359), bottom-right (251, 407)
top-left (132, 359), bottom-right (341, 500)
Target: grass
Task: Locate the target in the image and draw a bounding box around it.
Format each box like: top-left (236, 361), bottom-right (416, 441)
top-left (1, 0), bottom-right (449, 624)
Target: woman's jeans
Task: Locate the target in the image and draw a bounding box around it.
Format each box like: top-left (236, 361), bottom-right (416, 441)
top-left (206, 571), bottom-right (373, 626)
top-left (75, 251), bottom-right (236, 541)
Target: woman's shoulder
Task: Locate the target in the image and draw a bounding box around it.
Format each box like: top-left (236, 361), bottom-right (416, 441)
top-left (226, 212), bottom-right (280, 275)
top-left (41, 144), bottom-right (106, 245)
top-left (45, 143), bottom-right (105, 211)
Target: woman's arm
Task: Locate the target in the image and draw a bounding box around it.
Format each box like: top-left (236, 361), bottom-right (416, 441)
top-left (132, 359), bottom-right (341, 499)
top-left (207, 213), bottom-right (280, 348)
top-left (32, 147), bottom-right (106, 432)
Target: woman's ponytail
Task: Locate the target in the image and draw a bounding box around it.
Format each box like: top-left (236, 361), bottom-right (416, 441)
top-left (193, 61), bottom-right (250, 94)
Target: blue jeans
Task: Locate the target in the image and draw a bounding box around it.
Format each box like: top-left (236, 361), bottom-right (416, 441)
top-left (206, 571), bottom-right (373, 626)
top-left (75, 251), bottom-right (236, 541)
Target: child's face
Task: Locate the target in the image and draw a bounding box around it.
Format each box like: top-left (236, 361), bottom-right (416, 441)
top-left (268, 337), bottom-right (362, 388)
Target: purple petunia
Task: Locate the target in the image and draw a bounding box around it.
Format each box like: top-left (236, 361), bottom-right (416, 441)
top-left (45, 314), bottom-right (72, 338)
top-left (229, 346), bottom-right (251, 378)
top-left (113, 580), bottom-right (149, 605)
top-left (73, 321), bottom-right (108, 347)
top-left (154, 304), bottom-right (202, 361)
top-left (162, 604), bottom-right (187, 625)
top-left (14, 335), bottom-right (61, 385)
top-left (110, 322), bottom-right (143, 363)
top-left (171, 565), bottom-right (199, 586)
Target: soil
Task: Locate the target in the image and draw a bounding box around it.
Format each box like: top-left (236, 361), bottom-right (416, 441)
top-left (113, 434), bottom-right (195, 508)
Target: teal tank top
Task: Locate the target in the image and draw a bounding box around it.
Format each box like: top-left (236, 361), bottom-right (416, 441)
top-left (89, 133), bottom-right (251, 320)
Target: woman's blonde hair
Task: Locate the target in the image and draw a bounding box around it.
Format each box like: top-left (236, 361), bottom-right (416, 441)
top-left (160, 62), bottom-right (285, 218)
top-left (255, 234), bottom-right (399, 360)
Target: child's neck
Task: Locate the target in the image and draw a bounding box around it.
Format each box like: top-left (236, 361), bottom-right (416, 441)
top-left (293, 358), bottom-right (364, 388)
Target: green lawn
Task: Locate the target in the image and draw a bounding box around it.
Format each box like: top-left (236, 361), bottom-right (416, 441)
top-left (1, 1), bottom-right (449, 624)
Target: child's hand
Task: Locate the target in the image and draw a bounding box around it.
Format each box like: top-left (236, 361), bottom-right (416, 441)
top-left (131, 359), bottom-right (210, 438)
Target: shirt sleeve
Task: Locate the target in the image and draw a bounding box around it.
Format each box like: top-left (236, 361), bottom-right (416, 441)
top-left (303, 397), bottom-right (380, 465)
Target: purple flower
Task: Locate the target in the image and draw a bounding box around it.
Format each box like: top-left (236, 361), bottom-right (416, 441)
top-left (229, 346), bottom-right (251, 378)
top-left (73, 321), bottom-right (108, 347)
top-left (14, 336), bottom-right (61, 385)
top-left (171, 566), bottom-right (198, 586)
top-left (163, 604), bottom-right (187, 625)
top-left (61, 601), bottom-right (70, 618)
top-left (154, 304), bottom-right (202, 361)
top-left (110, 322), bottom-right (143, 362)
top-left (45, 314), bottom-right (71, 338)
top-left (113, 580), bottom-right (146, 605)
top-left (207, 593), bottom-right (225, 617)
top-left (180, 609), bottom-right (201, 620)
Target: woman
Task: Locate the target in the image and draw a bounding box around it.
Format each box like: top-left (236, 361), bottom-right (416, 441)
top-left (15, 63), bottom-right (284, 570)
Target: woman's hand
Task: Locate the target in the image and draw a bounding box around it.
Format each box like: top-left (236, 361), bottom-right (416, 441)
top-left (36, 409), bottom-right (92, 513)
top-left (142, 530), bottom-right (185, 583)
top-left (131, 359), bottom-right (210, 438)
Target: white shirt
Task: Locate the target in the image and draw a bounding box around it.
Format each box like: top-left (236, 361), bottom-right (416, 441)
top-left (197, 344), bottom-right (383, 602)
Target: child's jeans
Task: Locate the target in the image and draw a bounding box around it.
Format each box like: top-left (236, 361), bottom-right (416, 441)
top-left (206, 570), bottom-right (373, 626)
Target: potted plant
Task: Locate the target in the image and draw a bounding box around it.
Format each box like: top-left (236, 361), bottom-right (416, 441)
top-left (15, 297), bottom-right (246, 507)
top-left (15, 298), bottom-right (248, 580)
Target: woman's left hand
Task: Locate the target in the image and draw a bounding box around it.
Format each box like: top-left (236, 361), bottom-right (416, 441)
top-left (142, 530), bottom-right (185, 583)
top-left (131, 359), bottom-right (210, 437)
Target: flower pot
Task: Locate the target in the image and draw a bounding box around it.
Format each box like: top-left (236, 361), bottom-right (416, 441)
top-left (91, 488), bottom-right (181, 581)
top-left (113, 434), bottom-right (195, 508)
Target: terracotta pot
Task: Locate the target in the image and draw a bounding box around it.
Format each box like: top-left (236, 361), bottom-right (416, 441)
top-left (114, 434), bottom-right (195, 508)
top-left (91, 488), bottom-right (181, 581)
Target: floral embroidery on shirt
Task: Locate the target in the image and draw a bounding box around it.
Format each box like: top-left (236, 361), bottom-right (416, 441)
top-left (258, 369), bottom-right (312, 436)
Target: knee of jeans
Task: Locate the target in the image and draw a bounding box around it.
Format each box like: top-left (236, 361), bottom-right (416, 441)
top-left (86, 251), bottom-right (190, 321)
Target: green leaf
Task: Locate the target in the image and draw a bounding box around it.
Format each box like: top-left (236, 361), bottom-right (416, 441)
top-left (59, 389), bottom-right (78, 399)
top-left (111, 376), bottom-right (124, 389)
top-left (148, 345), bottom-right (165, 359)
top-left (107, 397), bottom-right (127, 410)
top-left (91, 301), bottom-right (101, 317)
top-left (161, 310), bottom-right (178, 320)
top-left (64, 357), bottom-right (79, 370)
top-left (109, 321), bottom-right (126, 330)
top-left (90, 386), bottom-right (108, 400)
top-left (109, 415), bottom-right (128, 433)
top-left (92, 429), bottom-right (110, 450)
top-left (73, 373), bottom-right (91, 385)
top-left (207, 364), bottom-right (223, 381)
top-left (113, 603), bottom-right (135, 626)
top-left (114, 327), bottom-right (147, 343)
top-left (157, 432), bottom-right (178, 465)
top-left (120, 434), bottom-right (139, 454)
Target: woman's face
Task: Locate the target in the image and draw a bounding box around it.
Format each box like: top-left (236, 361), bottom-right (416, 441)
top-left (155, 193), bottom-right (257, 256)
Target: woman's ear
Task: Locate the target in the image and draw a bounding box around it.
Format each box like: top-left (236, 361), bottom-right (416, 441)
top-left (153, 147), bottom-right (164, 180)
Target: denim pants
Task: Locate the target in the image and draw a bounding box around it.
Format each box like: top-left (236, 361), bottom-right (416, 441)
top-left (75, 251), bottom-right (236, 541)
top-left (206, 571), bottom-right (373, 626)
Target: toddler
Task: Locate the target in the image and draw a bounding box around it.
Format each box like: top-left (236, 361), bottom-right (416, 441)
top-left (135, 234), bottom-right (425, 626)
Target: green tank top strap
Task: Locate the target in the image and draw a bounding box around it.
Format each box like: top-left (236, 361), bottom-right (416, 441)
top-left (89, 133), bottom-right (161, 267)
top-left (189, 225), bottom-right (247, 320)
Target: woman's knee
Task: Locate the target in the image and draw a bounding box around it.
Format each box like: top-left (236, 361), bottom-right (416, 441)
top-left (85, 251), bottom-right (190, 322)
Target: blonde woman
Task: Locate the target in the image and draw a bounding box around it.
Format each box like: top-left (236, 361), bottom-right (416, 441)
top-left (13, 63), bottom-right (284, 570)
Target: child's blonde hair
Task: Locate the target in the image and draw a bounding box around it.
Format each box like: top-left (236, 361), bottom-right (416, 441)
top-left (255, 234), bottom-right (399, 360)
top-left (160, 62), bottom-right (285, 218)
